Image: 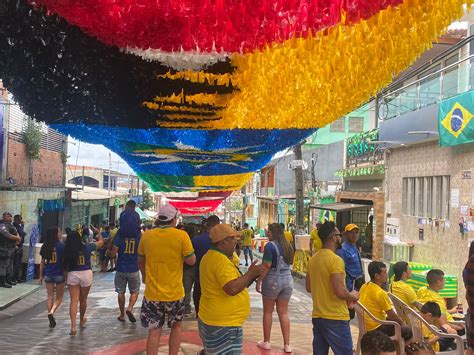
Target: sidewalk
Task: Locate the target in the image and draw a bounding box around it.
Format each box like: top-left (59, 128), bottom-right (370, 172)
top-left (0, 281), bottom-right (41, 310)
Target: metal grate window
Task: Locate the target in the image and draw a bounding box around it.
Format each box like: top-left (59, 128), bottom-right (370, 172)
top-left (330, 117), bottom-right (346, 132)
top-left (348, 116), bottom-right (364, 133)
top-left (7, 101), bottom-right (65, 153)
top-left (402, 175), bottom-right (450, 219)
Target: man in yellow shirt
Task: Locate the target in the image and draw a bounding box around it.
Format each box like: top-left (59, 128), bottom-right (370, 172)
top-left (199, 224), bottom-right (260, 354)
top-left (389, 261), bottom-right (417, 307)
top-left (360, 261), bottom-right (412, 342)
top-left (305, 221), bottom-right (359, 354)
top-left (309, 222), bottom-right (322, 256)
top-left (417, 269), bottom-right (464, 335)
top-left (138, 205), bottom-right (196, 355)
top-left (241, 223), bottom-right (253, 266)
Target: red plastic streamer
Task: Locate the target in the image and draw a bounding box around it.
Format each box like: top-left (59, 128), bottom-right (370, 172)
top-left (30, 0), bottom-right (403, 53)
top-left (168, 198), bottom-right (225, 214)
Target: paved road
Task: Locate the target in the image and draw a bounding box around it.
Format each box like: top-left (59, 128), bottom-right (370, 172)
top-left (0, 269), bottom-right (315, 354)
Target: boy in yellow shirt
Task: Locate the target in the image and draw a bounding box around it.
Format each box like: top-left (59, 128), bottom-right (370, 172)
top-left (417, 269), bottom-right (464, 334)
top-left (420, 302), bottom-right (442, 352)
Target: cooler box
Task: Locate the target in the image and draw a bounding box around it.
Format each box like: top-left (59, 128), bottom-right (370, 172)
top-left (295, 234), bottom-right (310, 250)
top-left (389, 261), bottom-right (457, 298)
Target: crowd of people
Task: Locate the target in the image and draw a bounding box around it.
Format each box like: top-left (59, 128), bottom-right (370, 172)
top-left (2, 204), bottom-right (473, 354)
top-left (306, 220), bottom-right (471, 355)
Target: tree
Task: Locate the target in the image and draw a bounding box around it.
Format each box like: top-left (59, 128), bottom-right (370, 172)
top-left (140, 184), bottom-right (155, 210)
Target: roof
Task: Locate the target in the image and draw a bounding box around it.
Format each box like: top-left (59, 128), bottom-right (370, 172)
top-left (67, 184), bottom-right (129, 201)
top-left (309, 202), bottom-right (370, 212)
top-left (135, 207), bottom-right (154, 220)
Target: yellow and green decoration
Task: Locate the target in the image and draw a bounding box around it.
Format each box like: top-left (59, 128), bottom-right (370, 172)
top-left (0, 0), bottom-right (472, 212)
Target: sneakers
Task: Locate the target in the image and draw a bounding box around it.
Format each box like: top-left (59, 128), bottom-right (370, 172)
top-left (257, 341), bottom-right (271, 350)
top-left (284, 344), bottom-right (292, 353)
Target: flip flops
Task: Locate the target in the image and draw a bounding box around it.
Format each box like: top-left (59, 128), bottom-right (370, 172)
top-left (117, 316), bottom-right (125, 322)
top-left (48, 314), bottom-right (56, 328)
top-left (126, 310), bottom-right (136, 323)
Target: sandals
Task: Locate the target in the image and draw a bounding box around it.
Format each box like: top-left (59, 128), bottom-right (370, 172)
top-left (126, 310), bottom-right (136, 323)
top-left (48, 314), bottom-right (56, 328)
top-left (69, 329), bottom-right (77, 336)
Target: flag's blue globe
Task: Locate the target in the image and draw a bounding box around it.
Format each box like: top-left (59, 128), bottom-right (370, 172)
top-left (451, 108), bottom-right (463, 132)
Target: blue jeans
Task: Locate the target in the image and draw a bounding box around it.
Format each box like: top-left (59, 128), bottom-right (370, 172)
top-left (312, 318), bottom-right (353, 355)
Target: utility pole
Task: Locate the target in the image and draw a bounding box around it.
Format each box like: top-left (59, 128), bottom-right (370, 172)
top-left (294, 143), bottom-right (305, 234)
top-left (108, 152), bottom-right (111, 196)
top-left (241, 184), bottom-right (247, 225)
top-left (82, 165), bottom-right (85, 190)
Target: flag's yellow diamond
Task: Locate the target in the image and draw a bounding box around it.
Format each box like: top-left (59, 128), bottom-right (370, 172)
top-left (441, 102), bottom-right (473, 138)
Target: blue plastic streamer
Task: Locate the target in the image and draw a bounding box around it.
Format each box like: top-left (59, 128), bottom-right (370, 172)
top-left (52, 124), bottom-right (315, 177)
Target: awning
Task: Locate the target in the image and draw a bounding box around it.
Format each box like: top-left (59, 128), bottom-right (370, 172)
top-left (135, 206), bottom-right (154, 220)
top-left (309, 202), bottom-right (371, 212)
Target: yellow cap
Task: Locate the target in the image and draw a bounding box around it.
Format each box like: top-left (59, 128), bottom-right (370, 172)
top-left (209, 224), bottom-right (241, 243)
top-left (344, 223), bottom-right (359, 232)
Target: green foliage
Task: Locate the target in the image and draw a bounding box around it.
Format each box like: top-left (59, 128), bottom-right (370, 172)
top-left (141, 187), bottom-right (155, 211)
top-left (60, 151), bottom-right (69, 164)
top-left (24, 118), bottom-right (42, 160)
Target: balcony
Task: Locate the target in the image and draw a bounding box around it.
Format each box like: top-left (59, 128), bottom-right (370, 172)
top-left (378, 36), bottom-right (473, 121)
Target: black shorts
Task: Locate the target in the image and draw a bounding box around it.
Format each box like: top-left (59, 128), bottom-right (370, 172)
top-left (140, 297), bottom-right (185, 329)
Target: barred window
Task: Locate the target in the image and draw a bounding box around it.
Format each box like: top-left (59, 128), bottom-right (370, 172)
top-left (402, 176), bottom-right (450, 219)
top-left (330, 117), bottom-right (345, 132)
top-left (349, 117), bottom-right (364, 133)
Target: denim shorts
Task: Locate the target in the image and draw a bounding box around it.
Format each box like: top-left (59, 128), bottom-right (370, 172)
top-left (44, 275), bottom-right (65, 284)
top-left (312, 318), bottom-right (352, 355)
top-left (243, 246), bottom-right (252, 256)
top-left (115, 271), bottom-right (141, 294)
top-left (261, 272), bottom-right (293, 300)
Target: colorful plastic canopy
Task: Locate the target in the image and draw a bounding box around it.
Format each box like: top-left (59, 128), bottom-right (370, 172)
top-left (0, 0), bottom-right (470, 214)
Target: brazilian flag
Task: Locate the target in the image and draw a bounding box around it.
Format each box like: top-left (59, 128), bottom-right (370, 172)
top-left (439, 90), bottom-right (474, 147)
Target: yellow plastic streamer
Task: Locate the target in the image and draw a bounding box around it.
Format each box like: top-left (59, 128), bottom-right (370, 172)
top-left (193, 173), bottom-right (253, 192)
top-left (144, 0), bottom-right (470, 130)
top-left (157, 71), bottom-right (233, 86)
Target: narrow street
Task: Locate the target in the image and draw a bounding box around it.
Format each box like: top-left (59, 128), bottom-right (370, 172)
top-left (0, 268), bottom-right (329, 354)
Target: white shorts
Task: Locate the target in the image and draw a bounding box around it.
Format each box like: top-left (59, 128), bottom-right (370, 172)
top-left (67, 269), bottom-right (93, 288)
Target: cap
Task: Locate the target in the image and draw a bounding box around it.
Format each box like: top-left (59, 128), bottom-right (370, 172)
top-left (2, 212), bottom-right (12, 217)
top-left (344, 223), bottom-right (359, 232)
top-left (209, 224), bottom-right (240, 243)
top-left (158, 205), bottom-right (178, 222)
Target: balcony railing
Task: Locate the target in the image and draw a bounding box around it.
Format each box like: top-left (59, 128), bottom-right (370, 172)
top-left (379, 36), bottom-right (474, 120)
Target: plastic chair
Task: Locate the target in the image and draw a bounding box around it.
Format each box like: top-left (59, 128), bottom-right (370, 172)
top-left (402, 302), bottom-right (464, 355)
top-left (354, 301), bottom-right (405, 355)
top-left (388, 293), bottom-right (413, 324)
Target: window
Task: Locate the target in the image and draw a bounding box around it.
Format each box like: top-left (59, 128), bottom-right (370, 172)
top-left (330, 117), bottom-right (345, 132)
top-left (349, 117), bottom-right (364, 133)
top-left (402, 176), bottom-right (450, 219)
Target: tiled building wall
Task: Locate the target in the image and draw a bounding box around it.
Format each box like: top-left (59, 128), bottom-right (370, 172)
top-left (336, 191), bottom-right (385, 260)
top-left (386, 140), bottom-right (474, 297)
top-left (7, 139), bottom-right (64, 187)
